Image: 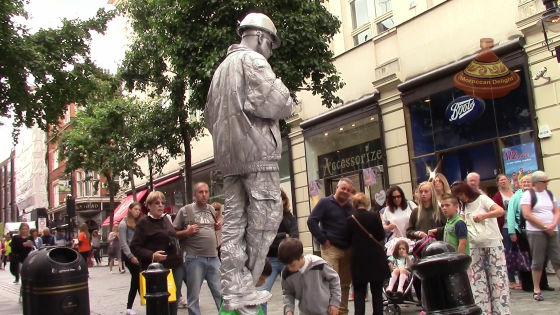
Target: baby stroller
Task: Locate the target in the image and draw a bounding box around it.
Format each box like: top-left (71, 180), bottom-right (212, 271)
top-left (383, 236), bottom-right (435, 315)
top-left (382, 237), bottom-right (417, 315)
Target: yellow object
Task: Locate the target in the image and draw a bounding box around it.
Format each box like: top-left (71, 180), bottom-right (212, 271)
top-left (139, 269), bottom-right (177, 305)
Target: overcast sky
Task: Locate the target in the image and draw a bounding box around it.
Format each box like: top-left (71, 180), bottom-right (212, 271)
top-left (0, 0), bottom-right (127, 162)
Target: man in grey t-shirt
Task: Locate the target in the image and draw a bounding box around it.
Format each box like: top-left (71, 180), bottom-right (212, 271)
top-left (173, 182), bottom-right (222, 315)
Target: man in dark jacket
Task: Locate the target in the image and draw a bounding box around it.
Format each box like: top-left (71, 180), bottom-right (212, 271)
top-left (307, 178), bottom-right (354, 315)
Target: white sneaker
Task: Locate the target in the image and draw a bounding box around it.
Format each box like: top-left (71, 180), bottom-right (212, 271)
top-left (126, 309), bottom-right (137, 315)
top-left (222, 291), bottom-right (272, 311)
top-left (177, 297), bottom-right (188, 309)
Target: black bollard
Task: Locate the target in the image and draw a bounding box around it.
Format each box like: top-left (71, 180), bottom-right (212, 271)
top-left (143, 262), bottom-right (170, 315)
top-left (413, 242), bottom-right (481, 315)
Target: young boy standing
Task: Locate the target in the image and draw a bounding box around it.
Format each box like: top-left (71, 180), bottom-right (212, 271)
top-left (278, 238), bottom-right (341, 315)
top-left (441, 193), bottom-right (470, 255)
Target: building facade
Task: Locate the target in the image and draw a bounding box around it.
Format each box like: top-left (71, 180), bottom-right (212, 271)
top-left (117, 0), bottom-right (560, 253)
top-left (0, 152), bottom-right (17, 223)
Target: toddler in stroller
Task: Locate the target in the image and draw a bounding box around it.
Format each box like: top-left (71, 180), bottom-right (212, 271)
top-left (386, 240), bottom-right (414, 295)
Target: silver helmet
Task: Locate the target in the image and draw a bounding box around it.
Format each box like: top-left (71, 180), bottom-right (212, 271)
top-left (237, 13), bottom-right (281, 49)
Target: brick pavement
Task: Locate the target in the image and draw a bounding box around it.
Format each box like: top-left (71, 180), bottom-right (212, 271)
top-left (1, 263), bottom-right (560, 314)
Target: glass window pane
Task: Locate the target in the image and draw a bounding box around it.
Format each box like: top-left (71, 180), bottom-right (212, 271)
top-left (374, 0), bottom-right (392, 17)
top-left (494, 69), bottom-right (532, 136)
top-left (431, 88), bottom-right (498, 151)
top-left (353, 29), bottom-right (371, 46)
top-left (351, 0), bottom-right (370, 29)
top-left (409, 100), bottom-right (434, 156)
top-left (376, 16), bottom-right (394, 33)
top-left (412, 155), bottom-right (436, 184)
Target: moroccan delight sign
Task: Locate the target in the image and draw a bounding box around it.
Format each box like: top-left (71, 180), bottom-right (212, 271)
top-left (318, 139), bottom-right (383, 178)
top-left (502, 143), bottom-right (538, 189)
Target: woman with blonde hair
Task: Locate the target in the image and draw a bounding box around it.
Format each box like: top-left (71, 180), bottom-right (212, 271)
top-left (406, 181), bottom-right (445, 241)
top-left (77, 223), bottom-right (91, 264)
top-left (119, 201), bottom-right (143, 315)
top-left (130, 191), bottom-right (182, 315)
top-left (432, 173), bottom-right (451, 203)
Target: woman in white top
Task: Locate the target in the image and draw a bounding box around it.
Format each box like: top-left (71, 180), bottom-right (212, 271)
top-left (382, 186), bottom-right (416, 241)
top-left (520, 171), bottom-right (560, 301)
top-left (451, 181), bottom-right (509, 315)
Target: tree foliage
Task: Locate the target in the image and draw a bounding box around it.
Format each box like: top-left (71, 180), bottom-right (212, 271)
top-left (0, 0), bottom-right (115, 138)
top-left (118, 0), bottom-right (343, 200)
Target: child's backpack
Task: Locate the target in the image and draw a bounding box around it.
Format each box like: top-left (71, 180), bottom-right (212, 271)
top-left (412, 235), bottom-right (436, 260)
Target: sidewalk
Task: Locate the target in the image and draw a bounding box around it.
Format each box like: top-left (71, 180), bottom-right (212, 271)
top-left (1, 262), bottom-right (559, 314)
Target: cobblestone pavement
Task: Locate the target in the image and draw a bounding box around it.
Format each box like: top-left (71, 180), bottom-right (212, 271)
top-left (1, 263), bottom-right (559, 314)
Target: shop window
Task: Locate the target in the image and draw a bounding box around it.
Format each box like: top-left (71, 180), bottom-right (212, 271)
top-left (409, 99), bottom-right (434, 156)
top-left (305, 115), bottom-right (385, 209)
top-left (493, 69), bottom-right (532, 136)
top-left (411, 154), bottom-right (436, 184)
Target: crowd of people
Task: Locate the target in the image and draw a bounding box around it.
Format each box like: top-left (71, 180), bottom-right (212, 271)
top-left (300, 170), bottom-right (560, 315)
top-left (4, 169), bottom-right (560, 315)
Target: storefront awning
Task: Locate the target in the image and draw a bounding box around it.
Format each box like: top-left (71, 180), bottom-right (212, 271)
top-left (102, 189), bottom-right (148, 227)
top-left (154, 175), bottom-right (181, 188)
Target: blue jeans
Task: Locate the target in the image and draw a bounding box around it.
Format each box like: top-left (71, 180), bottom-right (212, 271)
top-left (501, 227), bottom-right (516, 283)
top-left (185, 255), bottom-right (221, 315)
top-left (173, 261), bottom-right (188, 299)
top-left (258, 256), bottom-right (285, 314)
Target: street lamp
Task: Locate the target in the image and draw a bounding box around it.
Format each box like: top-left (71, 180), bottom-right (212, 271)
top-left (540, 0), bottom-right (560, 58)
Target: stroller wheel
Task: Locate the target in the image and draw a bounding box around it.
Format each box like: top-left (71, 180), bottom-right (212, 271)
top-left (384, 304), bottom-right (401, 315)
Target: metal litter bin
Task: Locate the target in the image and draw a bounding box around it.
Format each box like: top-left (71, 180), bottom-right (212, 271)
top-left (21, 247), bottom-right (89, 315)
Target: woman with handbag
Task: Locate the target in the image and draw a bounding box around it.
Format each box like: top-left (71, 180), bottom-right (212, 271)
top-left (130, 191), bottom-right (182, 315)
top-left (520, 171), bottom-right (560, 301)
top-left (451, 181), bottom-right (509, 314)
top-left (346, 192), bottom-right (390, 315)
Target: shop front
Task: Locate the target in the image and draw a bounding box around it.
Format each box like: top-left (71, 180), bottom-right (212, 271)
top-left (399, 38), bottom-right (540, 194)
top-left (302, 93), bottom-right (386, 209)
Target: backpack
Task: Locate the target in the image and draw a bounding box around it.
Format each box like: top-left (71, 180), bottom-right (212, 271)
top-left (181, 203), bottom-right (217, 225)
top-left (520, 189), bottom-right (554, 230)
top-left (412, 235), bottom-right (436, 260)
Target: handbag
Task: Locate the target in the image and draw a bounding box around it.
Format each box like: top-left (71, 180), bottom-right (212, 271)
top-left (506, 242), bottom-right (531, 272)
top-left (351, 215), bottom-right (384, 248)
top-left (139, 267), bottom-right (177, 305)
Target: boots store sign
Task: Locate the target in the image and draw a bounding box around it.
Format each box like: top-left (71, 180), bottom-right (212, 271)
top-left (445, 95), bottom-right (485, 125)
top-left (318, 139), bottom-right (383, 178)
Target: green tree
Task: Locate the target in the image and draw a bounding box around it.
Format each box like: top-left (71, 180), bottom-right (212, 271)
top-left (0, 0), bottom-right (114, 138)
top-left (118, 0), bottom-right (343, 201)
top-left (59, 96), bottom-right (139, 229)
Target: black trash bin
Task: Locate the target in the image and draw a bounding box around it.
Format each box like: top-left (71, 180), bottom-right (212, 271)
top-left (21, 247), bottom-right (89, 315)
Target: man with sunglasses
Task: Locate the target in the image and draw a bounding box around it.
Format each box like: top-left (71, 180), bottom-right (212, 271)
top-left (205, 12), bottom-right (294, 313)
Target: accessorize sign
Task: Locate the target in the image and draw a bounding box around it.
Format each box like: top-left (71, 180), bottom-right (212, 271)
top-left (445, 96), bottom-right (485, 124)
top-left (502, 142), bottom-right (538, 190)
top-left (318, 139), bottom-right (383, 178)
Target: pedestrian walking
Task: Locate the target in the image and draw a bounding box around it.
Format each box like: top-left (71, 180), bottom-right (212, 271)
top-left (119, 202), bottom-right (143, 315)
top-left (520, 171), bottom-right (560, 302)
top-left (77, 223), bottom-right (91, 265)
top-left (41, 228), bottom-right (55, 247)
top-left (29, 229), bottom-right (43, 249)
top-left (433, 173), bottom-right (451, 204)
top-left (108, 225), bottom-right (123, 273)
top-left (91, 230), bottom-right (102, 266)
top-left (383, 185), bottom-right (415, 241)
top-left (130, 191), bottom-right (183, 315)
top-left (10, 223), bottom-right (33, 284)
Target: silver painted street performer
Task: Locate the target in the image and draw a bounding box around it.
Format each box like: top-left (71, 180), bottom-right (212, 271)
top-left (205, 12), bottom-right (294, 312)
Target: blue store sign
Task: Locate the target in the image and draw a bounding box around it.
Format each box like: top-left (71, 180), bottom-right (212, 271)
top-left (445, 95), bottom-right (485, 124)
